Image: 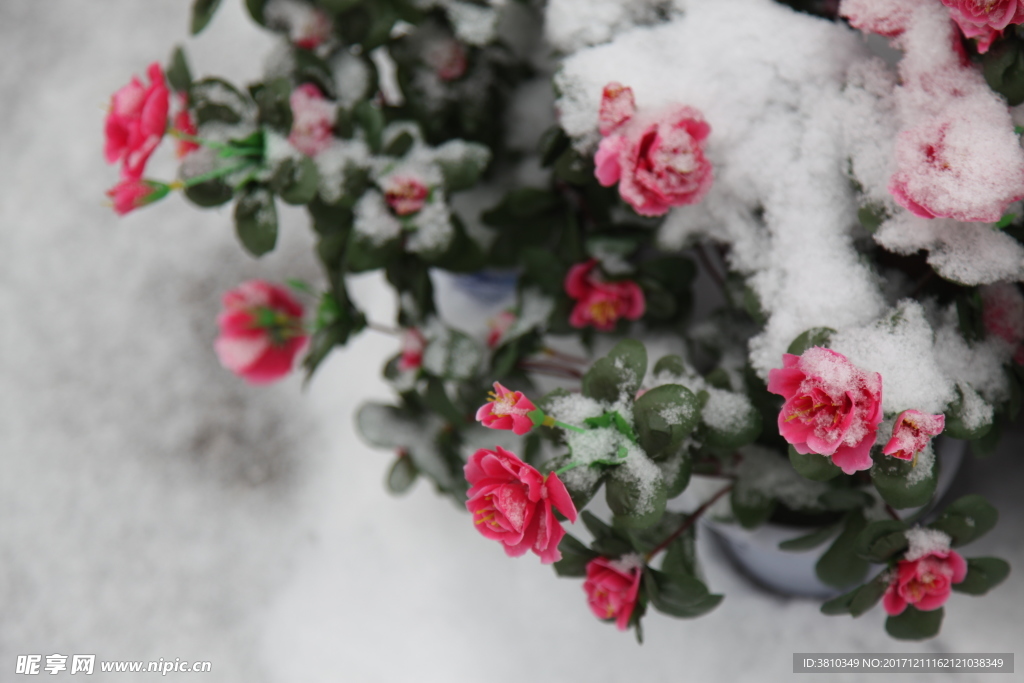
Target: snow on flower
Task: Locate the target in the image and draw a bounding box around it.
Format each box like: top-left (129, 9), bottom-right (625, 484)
top-left (882, 409), bottom-right (945, 461)
top-left (593, 84), bottom-right (712, 217)
top-left (888, 110), bottom-right (1024, 223)
top-left (464, 446), bottom-right (577, 564)
top-left (288, 84), bottom-right (335, 157)
top-left (486, 310), bottom-right (516, 348)
top-left (840, 0), bottom-right (930, 37)
top-left (981, 282), bottom-right (1024, 364)
top-left (564, 259), bottom-right (645, 331)
top-left (424, 37), bottom-right (468, 81)
top-left (383, 174), bottom-right (430, 216)
top-left (767, 347), bottom-right (883, 475)
top-left (883, 533), bottom-right (967, 616)
top-left (583, 556), bottom-right (643, 631)
top-left (264, 0), bottom-right (333, 50)
top-left (941, 0), bottom-right (1024, 52)
top-left (214, 280), bottom-right (308, 384)
top-left (398, 328), bottom-right (426, 372)
top-left (104, 62), bottom-right (169, 179)
top-left (476, 382), bottom-right (537, 436)
top-left (105, 178), bottom-right (170, 216)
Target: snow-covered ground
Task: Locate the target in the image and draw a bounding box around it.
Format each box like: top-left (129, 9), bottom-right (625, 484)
top-left (1, 1), bottom-right (1021, 681)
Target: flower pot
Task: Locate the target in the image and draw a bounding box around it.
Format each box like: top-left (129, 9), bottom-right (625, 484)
top-left (704, 439), bottom-right (967, 598)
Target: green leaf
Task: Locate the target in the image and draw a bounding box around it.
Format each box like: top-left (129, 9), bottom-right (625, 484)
top-left (857, 203), bottom-right (887, 233)
top-left (552, 533), bottom-right (598, 577)
top-left (183, 178), bottom-right (233, 208)
top-left (643, 568), bottom-right (723, 619)
top-left (384, 131), bottom-right (415, 158)
top-left (944, 385), bottom-right (994, 440)
top-left (271, 155), bottom-right (320, 205)
top-left (606, 464), bottom-right (666, 530)
top-left (553, 147), bottom-right (594, 186)
top-left (848, 573), bottom-right (890, 617)
top-left (816, 512), bottom-right (870, 589)
top-left (659, 451), bottom-right (692, 499)
top-left (929, 494), bottom-right (999, 546)
top-left (652, 354), bottom-right (687, 378)
top-left (424, 377), bottom-right (463, 424)
top-left (730, 483), bottom-right (776, 529)
top-left (856, 520), bottom-right (909, 563)
top-left (167, 46), bottom-right (193, 93)
top-left (820, 587), bottom-right (858, 616)
top-left (482, 188), bottom-right (560, 228)
top-left (661, 526), bottom-right (699, 577)
top-left (234, 187), bottom-right (278, 257)
top-left (580, 511), bottom-right (635, 558)
top-left (252, 77), bottom-right (293, 133)
top-left (778, 521), bottom-right (842, 552)
top-left (582, 339), bottom-right (647, 402)
top-left (970, 414), bottom-right (1004, 458)
top-left (952, 557), bottom-right (1010, 595)
top-left (871, 451), bottom-right (938, 509)
top-left (292, 48), bottom-right (338, 99)
top-left (983, 35), bottom-right (1024, 106)
top-left (190, 78), bottom-right (249, 126)
top-left (786, 327), bottom-right (836, 355)
top-left (190, 0), bottom-right (223, 34)
top-left (539, 125), bottom-right (571, 167)
top-left (245, 0), bottom-right (268, 25)
top-left (386, 453), bottom-right (417, 494)
top-left (703, 397), bottom-right (761, 451)
top-left (353, 100), bottom-right (385, 153)
top-left (996, 212), bottom-right (1017, 229)
top-left (632, 384), bottom-right (700, 460)
top-left (788, 446), bottom-right (842, 481)
top-left (885, 606), bottom-right (944, 640)
top-left (422, 328), bottom-right (481, 381)
top-left (434, 141), bottom-right (490, 192)
top-left (817, 488), bottom-right (873, 512)
top-left (345, 233), bottom-right (400, 273)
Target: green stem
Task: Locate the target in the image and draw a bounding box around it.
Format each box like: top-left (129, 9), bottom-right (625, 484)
top-left (181, 160), bottom-right (257, 188)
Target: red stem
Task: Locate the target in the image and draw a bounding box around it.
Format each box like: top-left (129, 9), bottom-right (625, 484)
top-left (646, 483), bottom-right (734, 560)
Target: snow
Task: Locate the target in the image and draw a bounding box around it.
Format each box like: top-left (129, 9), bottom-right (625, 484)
top-left (4, 1), bottom-right (1024, 682)
top-left (904, 526), bottom-right (952, 562)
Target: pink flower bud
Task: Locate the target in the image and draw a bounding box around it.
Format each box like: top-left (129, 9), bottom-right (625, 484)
top-left (398, 328), bottom-right (426, 372)
top-left (104, 62), bottom-right (170, 179)
top-left (564, 260), bottom-right (645, 331)
top-left (883, 410), bottom-right (945, 461)
top-left (105, 178), bottom-right (170, 216)
top-left (214, 281), bottom-right (308, 384)
top-left (383, 175), bottom-right (430, 216)
top-left (288, 84), bottom-right (334, 157)
top-left (583, 556), bottom-right (643, 630)
top-left (476, 382), bottom-right (537, 436)
top-left (767, 347), bottom-right (883, 475)
top-left (464, 446), bottom-right (577, 563)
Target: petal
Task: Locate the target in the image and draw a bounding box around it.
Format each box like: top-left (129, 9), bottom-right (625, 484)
top-left (545, 472), bottom-right (578, 522)
top-left (882, 585), bottom-right (907, 616)
top-left (829, 437), bottom-right (875, 474)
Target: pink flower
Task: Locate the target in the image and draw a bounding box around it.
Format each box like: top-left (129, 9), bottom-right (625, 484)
top-left (476, 382), bottom-right (537, 435)
top-left (266, 1), bottom-right (332, 49)
top-left (172, 93), bottom-right (199, 158)
top-left (883, 548), bottom-right (968, 616)
top-left (840, 0), bottom-right (929, 38)
top-left (424, 38), bottom-right (468, 81)
top-left (598, 82), bottom-right (636, 136)
top-left (383, 175), bottom-right (429, 216)
top-left (594, 91), bottom-right (713, 217)
top-left (883, 410), bottom-right (945, 461)
top-left (564, 260), bottom-right (645, 331)
top-left (981, 282), bottom-right (1024, 364)
top-left (486, 310), bottom-right (516, 348)
top-left (105, 178), bottom-right (171, 216)
top-left (888, 113), bottom-right (1024, 223)
top-left (583, 556), bottom-right (643, 630)
top-left (767, 347), bottom-right (883, 475)
top-left (941, 0), bottom-right (1024, 51)
top-left (288, 84), bottom-right (334, 157)
top-left (464, 446), bottom-right (577, 564)
top-left (398, 328), bottom-right (426, 372)
top-left (214, 280), bottom-right (308, 384)
top-left (104, 63), bottom-right (170, 179)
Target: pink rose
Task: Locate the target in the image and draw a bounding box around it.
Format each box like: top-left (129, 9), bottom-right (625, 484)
top-left (486, 310), bottom-right (516, 348)
top-left (464, 446), bottom-right (577, 564)
top-left (941, 0), bottom-right (1024, 51)
top-left (398, 328), bottom-right (426, 372)
top-left (564, 260), bottom-right (645, 331)
top-left (767, 347), bottom-right (883, 475)
top-left (889, 114), bottom-right (1024, 223)
top-left (105, 178), bottom-right (170, 216)
top-left (288, 84), bottom-right (334, 157)
top-left (883, 548), bottom-right (967, 616)
top-left (424, 38), bottom-right (468, 81)
top-left (104, 62), bottom-right (170, 179)
top-left (214, 280), bottom-right (308, 384)
top-left (476, 382), bottom-right (537, 436)
top-left (583, 556), bottom-right (643, 630)
top-left (981, 282), bottom-right (1024, 363)
top-left (383, 175), bottom-right (429, 216)
top-left (594, 88), bottom-right (713, 217)
top-left (883, 410), bottom-right (945, 461)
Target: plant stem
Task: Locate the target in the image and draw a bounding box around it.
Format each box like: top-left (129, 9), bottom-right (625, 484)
top-left (884, 503), bottom-right (901, 521)
top-left (694, 243), bottom-right (731, 304)
top-left (518, 360), bottom-right (583, 379)
top-left (646, 483), bottom-right (734, 560)
top-left (542, 347), bottom-right (589, 365)
top-left (367, 321), bottom-right (401, 336)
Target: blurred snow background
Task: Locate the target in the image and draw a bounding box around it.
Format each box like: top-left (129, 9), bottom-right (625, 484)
top-left (0, 0), bottom-right (1021, 681)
